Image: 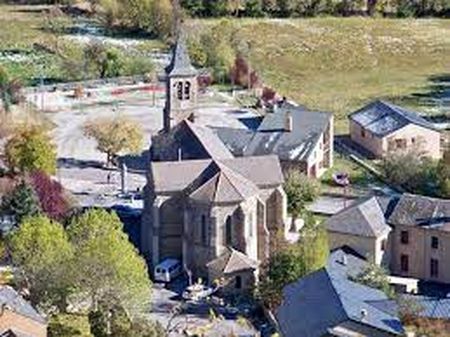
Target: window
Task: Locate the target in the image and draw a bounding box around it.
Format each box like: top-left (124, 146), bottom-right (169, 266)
top-left (400, 231), bottom-right (409, 245)
top-left (381, 239), bottom-right (386, 251)
top-left (235, 275), bottom-right (242, 289)
top-left (431, 259), bottom-right (439, 278)
top-left (176, 82), bottom-right (183, 100)
top-left (431, 236), bottom-right (439, 249)
top-left (184, 81), bottom-right (191, 100)
top-left (400, 254), bottom-right (409, 273)
top-left (411, 137), bottom-right (416, 144)
top-left (201, 215), bottom-right (207, 246)
top-left (248, 213), bottom-right (253, 237)
top-left (361, 129), bottom-right (366, 138)
top-left (225, 216), bottom-right (232, 246)
top-left (395, 139), bottom-right (407, 149)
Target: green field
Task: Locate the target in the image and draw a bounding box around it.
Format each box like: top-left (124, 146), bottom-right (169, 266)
top-left (191, 18), bottom-right (450, 132)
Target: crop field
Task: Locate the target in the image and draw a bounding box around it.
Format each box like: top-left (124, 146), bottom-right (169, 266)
top-left (191, 18), bottom-right (450, 132)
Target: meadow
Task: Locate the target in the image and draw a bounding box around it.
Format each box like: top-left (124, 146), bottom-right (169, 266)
top-left (191, 17), bottom-right (450, 132)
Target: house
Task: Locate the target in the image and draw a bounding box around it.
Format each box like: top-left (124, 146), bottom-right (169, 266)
top-left (0, 286), bottom-right (47, 337)
top-left (349, 100), bottom-right (441, 159)
top-left (326, 196), bottom-right (393, 266)
top-left (388, 193), bottom-right (450, 284)
top-left (275, 266), bottom-right (404, 337)
top-left (325, 193), bottom-right (450, 285)
top-left (142, 155), bottom-right (287, 287)
top-left (215, 102), bottom-right (334, 178)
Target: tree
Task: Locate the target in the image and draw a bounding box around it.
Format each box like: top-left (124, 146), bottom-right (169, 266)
top-left (258, 214), bottom-right (328, 309)
top-left (5, 126), bottom-right (56, 175)
top-left (84, 43), bottom-right (125, 79)
top-left (1, 180), bottom-right (41, 224)
top-left (437, 149), bottom-right (450, 198)
top-left (284, 170), bottom-right (320, 221)
top-left (67, 209), bottom-right (151, 316)
top-left (30, 171), bottom-right (70, 221)
top-left (352, 262), bottom-right (394, 298)
top-left (83, 116), bottom-right (143, 166)
top-left (0, 65), bottom-right (23, 113)
top-left (9, 215), bottom-right (74, 310)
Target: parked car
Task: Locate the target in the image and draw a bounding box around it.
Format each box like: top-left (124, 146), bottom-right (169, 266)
top-left (182, 283), bottom-right (216, 302)
top-left (154, 258), bottom-right (182, 283)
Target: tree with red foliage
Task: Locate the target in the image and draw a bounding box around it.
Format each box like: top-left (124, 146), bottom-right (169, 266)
top-left (230, 55), bottom-right (259, 89)
top-left (261, 86), bottom-right (277, 103)
top-left (29, 171), bottom-right (70, 221)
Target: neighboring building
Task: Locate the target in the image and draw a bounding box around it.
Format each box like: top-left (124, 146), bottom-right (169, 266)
top-left (326, 196), bottom-right (392, 266)
top-left (326, 193), bottom-right (450, 285)
top-left (275, 267), bottom-right (404, 337)
top-left (216, 102), bottom-right (334, 178)
top-left (142, 155), bottom-right (287, 287)
top-left (349, 100), bottom-right (441, 159)
top-left (0, 286), bottom-right (47, 337)
top-left (388, 194), bottom-right (450, 284)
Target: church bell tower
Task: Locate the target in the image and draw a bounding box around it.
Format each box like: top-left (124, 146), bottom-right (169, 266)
top-left (163, 33), bottom-right (198, 132)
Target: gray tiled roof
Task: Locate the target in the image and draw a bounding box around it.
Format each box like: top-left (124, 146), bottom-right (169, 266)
top-left (387, 193), bottom-right (450, 231)
top-left (189, 161), bottom-right (259, 203)
top-left (401, 294), bottom-right (450, 320)
top-left (206, 247), bottom-right (259, 275)
top-left (327, 246), bottom-right (368, 279)
top-left (185, 121), bottom-right (233, 160)
top-left (0, 286), bottom-right (46, 324)
top-left (151, 155), bottom-right (283, 199)
top-left (215, 103), bottom-right (332, 162)
top-left (276, 268), bottom-right (404, 337)
top-left (326, 196), bottom-right (391, 238)
top-left (165, 33), bottom-right (197, 77)
top-left (349, 100), bottom-right (438, 137)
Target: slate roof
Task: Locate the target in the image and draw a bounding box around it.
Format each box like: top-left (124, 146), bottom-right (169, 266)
top-left (327, 246), bottom-right (368, 280)
top-left (165, 33), bottom-right (197, 77)
top-left (387, 193), bottom-right (450, 231)
top-left (400, 294), bottom-right (450, 320)
top-left (349, 100), bottom-right (438, 137)
top-left (0, 286), bottom-right (46, 324)
top-left (150, 155), bottom-right (283, 200)
top-left (275, 268), bottom-right (404, 337)
top-left (206, 247), bottom-right (259, 275)
top-left (215, 102), bottom-right (332, 162)
top-left (326, 196), bottom-right (391, 238)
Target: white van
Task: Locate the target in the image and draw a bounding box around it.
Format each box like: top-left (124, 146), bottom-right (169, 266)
top-left (154, 258), bottom-right (182, 283)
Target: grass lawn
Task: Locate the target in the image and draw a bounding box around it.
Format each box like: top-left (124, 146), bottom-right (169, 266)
top-left (190, 17), bottom-right (450, 133)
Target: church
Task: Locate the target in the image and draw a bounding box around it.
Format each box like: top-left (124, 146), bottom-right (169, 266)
top-left (141, 35), bottom-right (290, 292)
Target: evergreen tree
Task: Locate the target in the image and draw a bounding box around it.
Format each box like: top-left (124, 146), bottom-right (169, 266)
top-left (1, 180), bottom-right (41, 224)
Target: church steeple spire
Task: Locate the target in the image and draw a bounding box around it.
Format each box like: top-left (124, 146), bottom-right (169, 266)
top-left (163, 30), bottom-right (198, 132)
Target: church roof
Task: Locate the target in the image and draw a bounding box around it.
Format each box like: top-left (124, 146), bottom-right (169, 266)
top-left (150, 155), bottom-right (283, 201)
top-left (165, 33), bottom-right (197, 77)
top-left (189, 161), bottom-right (259, 203)
top-left (206, 247), bottom-right (259, 275)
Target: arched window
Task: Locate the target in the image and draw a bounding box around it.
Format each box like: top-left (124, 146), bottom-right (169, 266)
top-left (184, 81), bottom-right (191, 100)
top-left (235, 275), bottom-right (242, 289)
top-left (176, 82), bottom-right (183, 100)
top-left (225, 216), bottom-right (232, 246)
top-left (201, 215), bottom-right (207, 245)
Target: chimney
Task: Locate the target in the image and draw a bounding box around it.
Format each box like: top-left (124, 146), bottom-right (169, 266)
top-left (285, 111), bottom-right (293, 132)
top-left (120, 163), bottom-right (128, 194)
top-left (360, 309), bottom-right (368, 321)
top-left (178, 147), bottom-right (182, 161)
top-left (341, 254), bottom-right (348, 266)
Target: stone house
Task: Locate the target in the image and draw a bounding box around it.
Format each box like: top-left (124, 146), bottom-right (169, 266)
top-left (215, 102), bottom-right (334, 178)
top-left (326, 196), bottom-right (392, 266)
top-left (388, 194), bottom-right (450, 284)
top-left (0, 286), bottom-right (47, 337)
top-left (349, 100), bottom-right (441, 159)
top-left (325, 193), bottom-right (450, 285)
